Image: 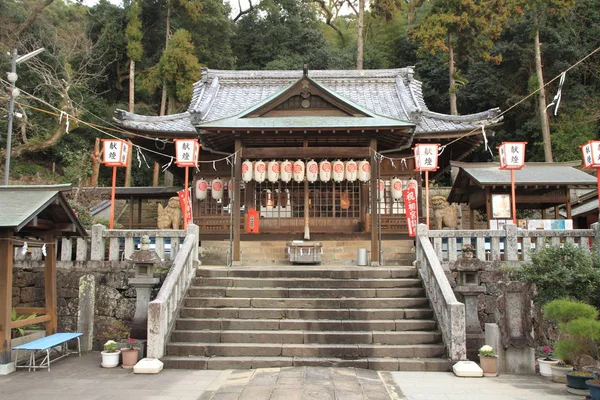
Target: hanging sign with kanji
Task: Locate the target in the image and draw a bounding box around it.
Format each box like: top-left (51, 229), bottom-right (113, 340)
top-left (404, 180), bottom-right (419, 237)
top-left (177, 188), bottom-right (193, 225)
top-left (174, 138), bottom-right (200, 167)
top-left (581, 140), bottom-right (600, 169)
top-left (102, 139), bottom-right (129, 167)
top-left (498, 142), bottom-right (527, 170)
top-left (413, 144), bottom-right (439, 172)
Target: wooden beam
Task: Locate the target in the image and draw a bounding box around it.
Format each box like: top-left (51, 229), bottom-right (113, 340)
top-left (25, 218), bottom-right (55, 230)
top-left (14, 307), bottom-right (46, 315)
top-left (566, 189), bottom-right (572, 220)
top-left (44, 233), bottom-right (57, 335)
top-left (233, 139), bottom-right (242, 263)
top-left (0, 231), bottom-right (13, 364)
top-left (485, 187), bottom-right (492, 224)
top-left (242, 147), bottom-right (370, 159)
top-left (10, 314), bottom-right (51, 329)
top-left (370, 139), bottom-right (379, 265)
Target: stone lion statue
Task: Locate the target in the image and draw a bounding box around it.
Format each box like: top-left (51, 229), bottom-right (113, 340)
top-left (430, 195), bottom-right (458, 230)
top-left (157, 197), bottom-right (181, 229)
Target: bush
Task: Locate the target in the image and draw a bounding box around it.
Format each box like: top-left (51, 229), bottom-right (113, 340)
top-left (542, 299), bottom-right (600, 369)
top-left (513, 244), bottom-right (600, 306)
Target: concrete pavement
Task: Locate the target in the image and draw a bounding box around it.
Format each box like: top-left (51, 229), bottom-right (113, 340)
top-left (0, 352), bottom-right (575, 400)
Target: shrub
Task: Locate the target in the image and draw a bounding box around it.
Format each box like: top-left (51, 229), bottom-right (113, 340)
top-left (543, 299), bottom-right (600, 369)
top-left (513, 243), bottom-right (600, 306)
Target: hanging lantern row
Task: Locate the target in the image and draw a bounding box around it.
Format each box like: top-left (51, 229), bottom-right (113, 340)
top-left (242, 159), bottom-right (371, 183)
top-left (196, 177), bottom-right (226, 200)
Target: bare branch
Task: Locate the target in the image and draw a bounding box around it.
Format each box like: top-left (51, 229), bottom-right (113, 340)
top-left (15, 0), bottom-right (55, 36)
top-left (233, 0), bottom-right (254, 23)
top-left (313, 0), bottom-right (345, 40)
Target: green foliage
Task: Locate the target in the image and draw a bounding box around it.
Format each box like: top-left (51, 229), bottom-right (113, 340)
top-left (11, 309), bottom-right (38, 338)
top-left (543, 299), bottom-right (600, 368)
top-left (125, 0), bottom-right (143, 62)
top-left (512, 244), bottom-right (600, 306)
top-left (69, 201), bottom-right (94, 229)
top-left (103, 340), bottom-right (119, 353)
top-left (543, 299), bottom-right (598, 325)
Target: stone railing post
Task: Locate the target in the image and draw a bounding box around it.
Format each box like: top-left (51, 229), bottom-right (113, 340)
top-left (592, 223), bottom-right (600, 251)
top-left (505, 223), bottom-right (518, 262)
top-left (186, 223), bottom-right (200, 264)
top-left (60, 238), bottom-right (72, 261)
top-left (415, 223), bottom-right (428, 265)
top-left (90, 224), bottom-right (106, 261)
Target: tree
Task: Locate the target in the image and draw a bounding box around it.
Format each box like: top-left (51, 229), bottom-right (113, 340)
top-left (410, 0), bottom-right (513, 115)
top-left (125, 0), bottom-right (143, 113)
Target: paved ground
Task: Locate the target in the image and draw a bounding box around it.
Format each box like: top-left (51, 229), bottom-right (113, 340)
top-left (0, 353), bottom-right (575, 400)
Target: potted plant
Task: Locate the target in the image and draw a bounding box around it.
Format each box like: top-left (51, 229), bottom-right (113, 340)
top-left (478, 345), bottom-right (498, 377)
top-left (537, 345), bottom-right (559, 377)
top-left (543, 299), bottom-right (600, 394)
top-left (101, 340), bottom-right (121, 368)
top-left (587, 376), bottom-right (600, 400)
top-left (120, 338), bottom-right (140, 369)
top-left (550, 360), bottom-right (573, 384)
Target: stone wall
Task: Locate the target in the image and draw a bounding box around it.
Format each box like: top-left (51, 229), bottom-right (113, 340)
top-left (12, 258), bottom-right (166, 350)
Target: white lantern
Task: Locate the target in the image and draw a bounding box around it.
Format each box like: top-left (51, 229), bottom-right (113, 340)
top-left (498, 142), bottom-right (527, 170)
top-left (306, 160), bottom-right (318, 183)
top-left (268, 160), bottom-right (280, 182)
top-left (293, 159), bottom-right (305, 183)
top-left (358, 160), bottom-right (370, 182)
top-left (212, 178), bottom-right (224, 200)
top-left (174, 138), bottom-right (200, 167)
top-left (280, 160), bottom-right (293, 183)
top-left (581, 140), bottom-right (600, 169)
top-left (345, 159), bottom-right (358, 182)
top-left (332, 159), bottom-right (344, 182)
top-left (407, 179), bottom-right (419, 197)
top-left (196, 178), bottom-right (208, 200)
top-left (319, 160), bottom-right (331, 182)
top-left (242, 160), bottom-right (253, 182)
top-left (413, 143), bottom-right (440, 172)
top-left (254, 160), bottom-right (266, 183)
top-left (391, 177), bottom-right (403, 200)
top-left (102, 139), bottom-right (129, 167)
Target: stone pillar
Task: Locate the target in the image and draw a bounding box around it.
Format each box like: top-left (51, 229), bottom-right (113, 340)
top-left (129, 277), bottom-right (159, 339)
top-left (77, 274), bottom-right (96, 352)
top-left (592, 223), bottom-right (600, 251)
top-left (90, 224), bottom-right (106, 261)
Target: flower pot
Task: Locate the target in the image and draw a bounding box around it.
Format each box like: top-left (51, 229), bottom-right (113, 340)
top-left (537, 358), bottom-right (559, 377)
top-left (550, 364), bottom-right (573, 384)
top-left (120, 348), bottom-right (140, 369)
top-left (479, 355), bottom-right (498, 377)
top-left (101, 350), bottom-right (121, 368)
top-left (587, 380), bottom-right (600, 400)
top-left (566, 371), bottom-right (595, 390)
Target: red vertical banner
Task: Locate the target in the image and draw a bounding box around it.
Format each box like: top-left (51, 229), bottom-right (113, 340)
top-left (178, 189), bottom-right (193, 226)
top-left (404, 183), bottom-right (418, 237)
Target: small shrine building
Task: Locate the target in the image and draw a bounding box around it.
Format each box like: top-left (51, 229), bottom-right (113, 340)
top-left (114, 68), bottom-right (501, 264)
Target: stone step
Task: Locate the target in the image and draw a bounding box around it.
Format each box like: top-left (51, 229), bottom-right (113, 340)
top-left (175, 318), bottom-right (438, 332)
top-left (179, 307), bottom-right (434, 320)
top-left (195, 267), bottom-right (418, 279)
top-left (170, 330), bottom-right (442, 345)
top-left (166, 342), bottom-right (446, 358)
top-left (186, 287), bottom-right (426, 298)
top-left (161, 356), bottom-right (453, 371)
top-left (183, 297), bottom-right (430, 309)
top-left (192, 277), bottom-right (424, 288)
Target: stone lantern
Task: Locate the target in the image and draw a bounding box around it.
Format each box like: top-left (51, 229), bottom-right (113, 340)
top-left (127, 235), bottom-right (161, 339)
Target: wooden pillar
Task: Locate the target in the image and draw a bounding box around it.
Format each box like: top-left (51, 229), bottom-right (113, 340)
top-left (469, 207), bottom-right (475, 230)
top-left (129, 196), bottom-right (134, 229)
top-left (152, 162), bottom-right (160, 186)
top-left (124, 140), bottom-right (133, 187)
top-left (542, 208), bottom-right (547, 219)
top-left (370, 138), bottom-right (380, 264)
top-left (554, 206), bottom-right (560, 219)
top-left (44, 233), bottom-right (57, 335)
top-left (0, 230), bottom-right (13, 364)
top-left (233, 139), bottom-right (242, 263)
top-left (485, 187), bottom-right (492, 226)
top-left (566, 189), bottom-right (572, 220)
top-left (138, 198), bottom-right (143, 228)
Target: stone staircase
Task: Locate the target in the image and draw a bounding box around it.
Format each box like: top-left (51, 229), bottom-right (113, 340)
top-left (161, 266), bottom-right (452, 371)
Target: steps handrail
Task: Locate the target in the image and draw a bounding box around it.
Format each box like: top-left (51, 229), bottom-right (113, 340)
top-left (147, 224), bottom-right (199, 359)
top-left (416, 224), bottom-right (466, 361)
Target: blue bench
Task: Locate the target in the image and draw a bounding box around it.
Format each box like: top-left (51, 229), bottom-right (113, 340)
top-left (12, 332), bottom-right (82, 371)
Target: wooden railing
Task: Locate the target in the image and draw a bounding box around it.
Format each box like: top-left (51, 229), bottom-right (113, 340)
top-left (415, 224), bottom-right (466, 361)
top-left (146, 224), bottom-right (199, 359)
top-left (421, 223), bottom-right (599, 263)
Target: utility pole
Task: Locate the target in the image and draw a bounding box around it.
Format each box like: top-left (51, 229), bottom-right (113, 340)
top-left (3, 47), bottom-right (44, 185)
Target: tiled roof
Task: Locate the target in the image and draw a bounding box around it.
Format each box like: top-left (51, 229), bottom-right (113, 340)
top-left (114, 68), bottom-right (502, 135)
